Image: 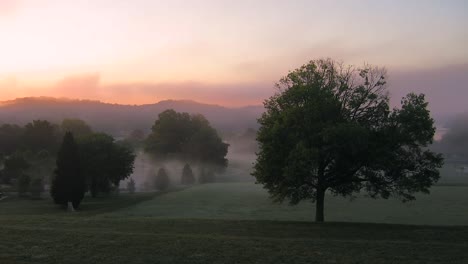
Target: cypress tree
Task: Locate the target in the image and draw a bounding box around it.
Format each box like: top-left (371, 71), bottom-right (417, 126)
top-left (51, 132), bottom-right (85, 209)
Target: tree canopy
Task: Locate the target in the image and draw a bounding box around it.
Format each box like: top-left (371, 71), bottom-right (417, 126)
top-left (145, 109), bottom-right (228, 169)
top-left (79, 133), bottom-right (135, 197)
top-left (252, 59), bottom-right (443, 222)
top-left (61, 119), bottom-right (93, 139)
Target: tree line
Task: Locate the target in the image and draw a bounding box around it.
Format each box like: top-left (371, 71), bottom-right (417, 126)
top-left (0, 119), bottom-right (136, 207)
top-left (0, 110), bottom-right (229, 210)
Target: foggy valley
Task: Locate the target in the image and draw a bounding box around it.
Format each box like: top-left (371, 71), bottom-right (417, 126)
top-left (1, 1), bottom-right (468, 264)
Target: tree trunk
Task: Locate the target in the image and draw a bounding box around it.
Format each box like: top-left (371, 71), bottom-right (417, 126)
top-left (315, 188), bottom-right (325, 222)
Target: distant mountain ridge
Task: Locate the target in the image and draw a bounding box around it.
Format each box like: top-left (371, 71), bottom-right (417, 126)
top-left (0, 97), bottom-right (264, 136)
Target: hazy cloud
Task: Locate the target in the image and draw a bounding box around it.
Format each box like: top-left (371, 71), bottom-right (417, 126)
top-left (2, 64), bottom-right (467, 117)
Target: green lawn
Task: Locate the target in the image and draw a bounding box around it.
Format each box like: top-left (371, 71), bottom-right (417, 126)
top-left (1, 216), bottom-right (468, 264)
top-left (114, 182), bottom-right (468, 225)
top-left (1, 183), bottom-right (468, 263)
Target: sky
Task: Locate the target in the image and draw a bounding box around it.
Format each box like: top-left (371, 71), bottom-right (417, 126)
top-left (0, 0), bottom-right (467, 112)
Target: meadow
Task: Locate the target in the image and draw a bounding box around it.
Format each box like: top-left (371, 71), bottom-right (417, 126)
top-left (1, 182), bottom-right (468, 263)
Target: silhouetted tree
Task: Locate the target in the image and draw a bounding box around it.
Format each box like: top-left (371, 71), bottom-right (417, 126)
top-left (155, 168), bottom-right (170, 191)
top-left (79, 133), bottom-right (135, 197)
top-left (127, 178), bottom-right (136, 194)
top-left (181, 164), bottom-right (195, 185)
top-left (253, 59), bottom-right (443, 222)
top-left (145, 110), bottom-right (228, 170)
top-left (51, 132), bottom-right (85, 209)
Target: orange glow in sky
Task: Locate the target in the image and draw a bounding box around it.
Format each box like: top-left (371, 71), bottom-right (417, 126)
top-left (0, 1), bottom-right (467, 106)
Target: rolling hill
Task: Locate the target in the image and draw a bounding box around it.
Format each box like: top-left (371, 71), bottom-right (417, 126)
top-left (0, 97), bottom-right (264, 136)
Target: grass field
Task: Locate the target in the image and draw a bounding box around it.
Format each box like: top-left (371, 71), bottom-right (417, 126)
top-left (1, 183), bottom-right (468, 263)
top-left (114, 182), bottom-right (468, 226)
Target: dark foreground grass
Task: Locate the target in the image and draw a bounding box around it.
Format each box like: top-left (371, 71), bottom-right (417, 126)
top-left (1, 216), bottom-right (468, 264)
top-left (1, 189), bottom-right (468, 263)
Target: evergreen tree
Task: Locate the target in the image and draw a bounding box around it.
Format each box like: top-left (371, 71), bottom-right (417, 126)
top-left (51, 132), bottom-right (85, 209)
top-left (181, 164), bottom-right (195, 185)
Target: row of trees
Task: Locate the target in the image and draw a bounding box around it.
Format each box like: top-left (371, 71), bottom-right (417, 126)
top-left (0, 118), bottom-right (135, 209)
top-left (0, 119), bottom-right (93, 187)
top-left (148, 164), bottom-right (215, 191)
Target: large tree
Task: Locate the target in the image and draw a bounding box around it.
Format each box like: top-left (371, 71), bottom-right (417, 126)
top-left (146, 110), bottom-right (228, 170)
top-left (51, 132), bottom-right (85, 209)
top-left (253, 59), bottom-right (443, 222)
top-left (79, 133), bottom-right (135, 197)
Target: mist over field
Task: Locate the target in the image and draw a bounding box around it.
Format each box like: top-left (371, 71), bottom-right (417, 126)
top-left (1, 1), bottom-right (468, 263)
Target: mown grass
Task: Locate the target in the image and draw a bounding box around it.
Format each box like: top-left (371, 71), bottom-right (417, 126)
top-left (115, 182), bottom-right (468, 225)
top-left (1, 216), bottom-right (468, 264)
top-left (1, 184), bottom-right (468, 263)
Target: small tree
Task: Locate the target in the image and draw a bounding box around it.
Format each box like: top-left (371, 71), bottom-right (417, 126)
top-left (30, 178), bottom-right (44, 199)
top-left (127, 178), bottom-right (136, 194)
top-left (51, 132), bottom-right (85, 209)
top-left (17, 174), bottom-right (30, 197)
top-left (181, 164), bottom-right (195, 185)
top-left (155, 168), bottom-right (170, 191)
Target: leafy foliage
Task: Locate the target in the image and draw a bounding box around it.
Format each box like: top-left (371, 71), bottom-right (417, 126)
top-left (51, 132), bottom-right (85, 209)
top-left (253, 59), bottom-right (444, 222)
top-left (23, 120), bottom-right (60, 153)
top-left (145, 109), bottom-right (228, 169)
top-left (79, 133), bottom-right (136, 197)
top-left (0, 152), bottom-right (29, 184)
top-left (61, 119), bottom-right (93, 139)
